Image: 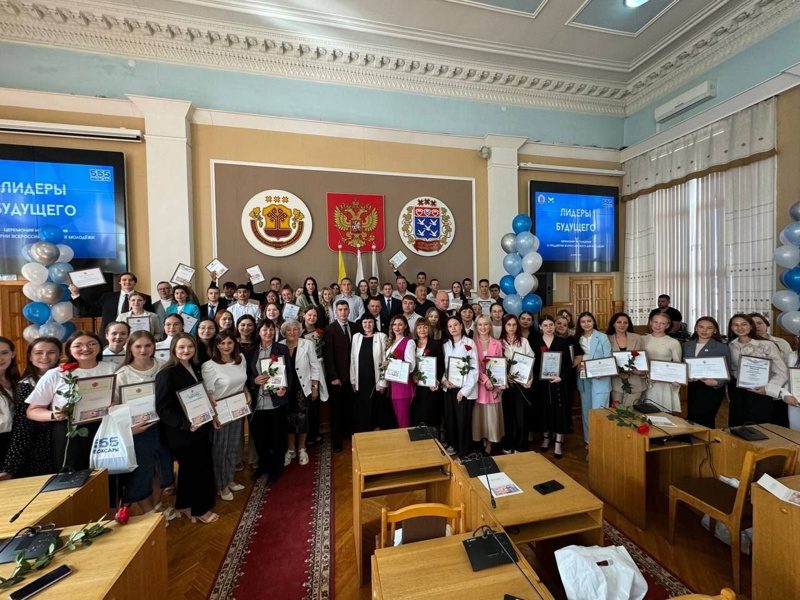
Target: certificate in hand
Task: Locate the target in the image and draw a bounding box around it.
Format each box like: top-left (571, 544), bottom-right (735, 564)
top-left (509, 352), bottom-right (535, 383)
top-left (74, 375), bottom-right (117, 424)
top-left (789, 368), bottom-right (800, 397)
top-left (415, 356), bottom-right (437, 386)
top-left (385, 359), bottom-right (411, 384)
top-left (388, 250), bottom-right (407, 269)
top-left (540, 351), bottom-right (562, 380)
top-left (127, 316), bottom-right (151, 333)
top-left (584, 357), bottom-right (617, 379)
top-left (686, 357), bottom-right (730, 381)
top-left (214, 392), bottom-right (251, 424)
top-left (180, 313), bottom-right (198, 331)
top-left (485, 357), bottom-right (507, 387)
top-left (246, 265), bottom-right (265, 285)
top-left (68, 267), bottom-right (107, 289)
top-left (736, 356), bottom-right (771, 389)
top-left (446, 357), bottom-right (465, 388)
top-left (205, 258), bottom-right (229, 279)
top-left (449, 298), bottom-right (463, 311)
top-left (260, 357), bottom-right (286, 387)
top-left (154, 348), bottom-right (171, 361)
top-left (119, 382), bottom-right (159, 426)
top-left (170, 263), bottom-right (195, 286)
top-left (613, 351), bottom-right (648, 371)
top-left (649, 360), bottom-right (688, 385)
top-left (176, 383), bottom-right (215, 428)
top-left (282, 303), bottom-right (300, 320)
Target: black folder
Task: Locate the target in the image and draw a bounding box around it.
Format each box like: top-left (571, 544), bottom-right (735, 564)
top-left (41, 469), bottom-right (91, 492)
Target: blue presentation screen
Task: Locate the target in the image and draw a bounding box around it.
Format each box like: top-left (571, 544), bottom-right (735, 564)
top-left (530, 181), bottom-right (619, 272)
top-left (0, 145), bottom-right (127, 274)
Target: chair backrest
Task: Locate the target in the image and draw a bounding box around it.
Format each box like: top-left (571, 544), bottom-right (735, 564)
top-left (669, 588), bottom-right (735, 600)
top-left (731, 447), bottom-right (798, 518)
top-left (379, 502), bottom-right (464, 549)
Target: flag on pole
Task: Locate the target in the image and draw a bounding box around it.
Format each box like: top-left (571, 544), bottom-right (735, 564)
top-left (355, 248), bottom-right (364, 284)
top-left (371, 246), bottom-right (379, 280)
top-left (337, 246), bottom-right (347, 284)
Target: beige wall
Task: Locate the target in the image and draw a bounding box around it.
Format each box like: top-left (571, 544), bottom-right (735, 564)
top-left (777, 87), bottom-right (800, 244)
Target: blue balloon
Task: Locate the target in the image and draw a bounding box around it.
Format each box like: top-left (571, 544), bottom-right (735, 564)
top-left (512, 214), bottom-right (532, 235)
top-left (503, 253), bottom-right (522, 276)
top-left (60, 321), bottom-right (77, 342)
top-left (783, 267), bottom-right (800, 293)
top-left (522, 293), bottom-right (543, 314)
top-left (515, 232), bottom-right (536, 256)
top-left (23, 302), bottom-right (51, 325)
top-left (499, 275), bottom-right (516, 296)
top-left (503, 293), bottom-right (522, 316)
top-left (783, 222), bottom-right (800, 248)
top-left (21, 243), bottom-right (34, 261)
top-left (47, 262), bottom-right (74, 284)
top-left (39, 225), bottom-right (64, 244)
top-left (59, 284), bottom-right (71, 303)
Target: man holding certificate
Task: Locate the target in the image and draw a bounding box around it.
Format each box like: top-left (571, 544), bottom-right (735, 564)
top-left (683, 318), bottom-right (732, 428)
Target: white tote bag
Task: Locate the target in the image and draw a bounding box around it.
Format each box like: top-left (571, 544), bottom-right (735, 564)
top-left (89, 405), bottom-right (138, 475)
top-left (555, 545), bottom-right (648, 600)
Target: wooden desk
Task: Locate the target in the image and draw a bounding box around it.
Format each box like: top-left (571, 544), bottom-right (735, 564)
top-left (588, 409), bottom-right (710, 529)
top-left (352, 429), bottom-right (452, 584)
top-left (454, 453), bottom-right (603, 548)
top-left (703, 425), bottom-right (800, 479)
top-left (0, 470), bottom-right (109, 539)
top-left (371, 532), bottom-right (554, 600)
top-left (0, 514), bottom-right (166, 599)
top-left (752, 474), bottom-right (800, 600)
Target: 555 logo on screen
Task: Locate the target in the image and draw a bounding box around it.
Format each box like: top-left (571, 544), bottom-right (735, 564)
top-left (89, 168), bottom-right (112, 182)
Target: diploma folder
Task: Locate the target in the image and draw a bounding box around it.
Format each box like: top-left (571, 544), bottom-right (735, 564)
top-left (462, 532), bottom-right (517, 572)
top-left (408, 426), bottom-right (435, 442)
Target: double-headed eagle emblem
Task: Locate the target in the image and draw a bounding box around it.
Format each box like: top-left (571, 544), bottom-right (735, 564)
top-left (333, 199), bottom-right (379, 249)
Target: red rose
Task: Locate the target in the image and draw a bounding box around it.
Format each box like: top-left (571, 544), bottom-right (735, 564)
top-left (631, 351), bottom-right (640, 357)
top-left (60, 362), bottom-right (79, 372)
top-left (610, 399), bottom-right (619, 409)
top-left (270, 354), bottom-right (278, 362)
top-left (482, 357), bottom-right (490, 363)
top-left (637, 423), bottom-right (650, 435)
top-left (423, 348), bottom-right (430, 355)
top-left (464, 345), bottom-right (472, 351)
top-left (540, 346), bottom-right (548, 353)
top-left (115, 505), bottom-right (130, 525)
top-left (393, 348), bottom-right (403, 359)
top-left (316, 329), bottom-right (323, 335)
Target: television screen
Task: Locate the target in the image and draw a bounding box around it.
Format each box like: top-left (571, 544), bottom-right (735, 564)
top-left (529, 181), bottom-right (619, 273)
top-left (0, 144), bottom-right (127, 275)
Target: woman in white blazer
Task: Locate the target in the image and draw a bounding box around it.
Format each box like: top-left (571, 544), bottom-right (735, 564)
top-left (281, 319), bottom-right (320, 467)
top-left (350, 314), bottom-right (389, 432)
top-left (442, 316), bottom-right (479, 457)
top-left (575, 312), bottom-right (612, 446)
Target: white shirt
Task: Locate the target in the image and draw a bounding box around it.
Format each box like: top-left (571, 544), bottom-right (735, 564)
top-left (201, 359), bottom-right (248, 401)
top-left (0, 385), bottom-right (12, 433)
top-left (442, 337), bottom-right (479, 399)
top-left (26, 362), bottom-right (118, 410)
top-left (334, 293), bottom-right (365, 322)
top-left (117, 291), bottom-right (135, 316)
top-left (114, 359), bottom-right (166, 403)
top-left (404, 312), bottom-right (421, 330)
top-left (229, 302), bottom-right (260, 324)
top-left (392, 290), bottom-right (411, 302)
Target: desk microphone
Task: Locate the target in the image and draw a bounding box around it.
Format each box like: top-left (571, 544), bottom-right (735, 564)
top-left (476, 525), bottom-right (544, 600)
top-left (480, 453), bottom-right (497, 509)
top-left (638, 398), bottom-right (674, 414)
top-left (9, 474), bottom-right (57, 523)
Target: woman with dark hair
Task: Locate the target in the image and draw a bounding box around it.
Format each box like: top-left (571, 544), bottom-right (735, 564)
top-left (410, 319), bottom-right (444, 430)
top-left (26, 330), bottom-right (116, 470)
top-left (425, 307), bottom-right (444, 340)
top-left (499, 314), bottom-right (533, 454)
top-left (202, 331), bottom-right (250, 501)
top-left (118, 291), bottom-right (162, 340)
top-left (357, 279), bottom-right (370, 302)
top-left (606, 312), bottom-right (646, 407)
top-left (165, 285), bottom-right (201, 334)
top-left (518, 311), bottom-right (539, 344)
top-left (460, 305), bottom-right (476, 338)
top-left (350, 314), bottom-right (388, 432)
top-left (0, 337), bottom-right (21, 467)
top-left (263, 302), bottom-right (285, 341)
top-left (643, 312), bottom-right (682, 413)
top-left (727, 313), bottom-right (788, 427)
top-left (448, 281), bottom-right (469, 309)
top-left (576, 312), bottom-right (612, 446)
top-left (297, 277), bottom-right (323, 321)
top-left (750, 313), bottom-right (792, 364)
top-left (382, 315), bottom-right (417, 429)
top-left (155, 333), bottom-right (218, 523)
top-left (196, 318), bottom-right (219, 364)
top-left (301, 305), bottom-right (328, 444)
top-left (441, 316), bottom-right (478, 457)
top-left (684, 317), bottom-right (731, 428)
top-left (156, 313), bottom-right (184, 359)
top-left (0, 337), bottom-right (61, 480)
top-left (102, 321), bottom-right (130, 366)
top-left (236, 314), bottom-right (257, 354)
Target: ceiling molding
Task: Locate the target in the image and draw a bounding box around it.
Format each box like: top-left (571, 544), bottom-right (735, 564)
top-left (441, 0), bottom-right (550, 20)
top-left (565, 0), bottom-right (682, 39)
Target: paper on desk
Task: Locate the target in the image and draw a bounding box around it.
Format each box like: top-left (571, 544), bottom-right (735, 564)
top-left (649, 416), bottom-right (678, 428)
top-left (757, 474), bottom-right (800, 507)
top-left (478, 472), bottom-right (523, 498)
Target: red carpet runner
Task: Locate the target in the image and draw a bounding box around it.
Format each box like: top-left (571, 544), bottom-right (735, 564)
top-left (210, 439), bottom-right (333, 600)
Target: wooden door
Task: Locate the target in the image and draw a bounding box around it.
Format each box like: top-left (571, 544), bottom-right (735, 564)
top-left (0, 281), bottom-right (29, 370)
top-left (569, 277), bottom-right (614, 327)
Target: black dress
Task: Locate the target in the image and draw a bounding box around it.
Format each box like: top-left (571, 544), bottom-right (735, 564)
top-left (355, 336), bottom-right (378, 432)
top-left (410, 339), bottom-right (445, 428)
top-left (2, 381), bottom-right (54, 477)
top-left (532, 335), bottom-right (574, 435)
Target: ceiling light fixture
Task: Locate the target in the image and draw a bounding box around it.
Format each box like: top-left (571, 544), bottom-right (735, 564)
top-left (624, 0), bottom-right (650, 7)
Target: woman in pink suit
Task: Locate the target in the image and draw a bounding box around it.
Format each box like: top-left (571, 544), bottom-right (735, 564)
top-left (382, 315), bottom-right (417, 428)
top-left (472, 315), bottom-right (505, 454)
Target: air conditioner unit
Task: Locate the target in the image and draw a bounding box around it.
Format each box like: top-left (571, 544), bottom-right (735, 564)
top-left (0, 119), bottom-right (142, 142)
top-left (654, 81), bottom-right (716, 123)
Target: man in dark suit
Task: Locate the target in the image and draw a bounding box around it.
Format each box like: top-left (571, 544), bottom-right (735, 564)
top-left (379, 282), bottom-right (401, 325)
top-left (323, 300), bottom-right (355, 452)
top-left (69, 271), bottom-right (152, 341)
top-left (366, 296), bottom-right (389, 334)
top-left (199, 283), bottom-right (228, 320)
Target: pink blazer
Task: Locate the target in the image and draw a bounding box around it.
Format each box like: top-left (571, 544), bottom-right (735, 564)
top-left (476, 337), bottom-right (504, 405)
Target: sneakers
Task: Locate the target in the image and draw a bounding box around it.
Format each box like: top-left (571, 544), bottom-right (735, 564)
top-left (298, 448), bottom-right (309, 466)
top-left (229, 482), bottom-right (245, 492)
top-left (284, 450), bottom-right (297, 466)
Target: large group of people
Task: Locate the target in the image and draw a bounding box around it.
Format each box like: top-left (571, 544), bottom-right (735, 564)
top-left (1, 269), bottom-right (799, 527)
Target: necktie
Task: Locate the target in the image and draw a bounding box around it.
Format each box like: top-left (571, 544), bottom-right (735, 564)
top-left (121, 293), bottom-right (129, 314)
top-left (385, 298), bottom-right (390, 310)
top-left (209, 305), bottom-right (216, 319)
top-left (342, 322), bottom-right (350, 342)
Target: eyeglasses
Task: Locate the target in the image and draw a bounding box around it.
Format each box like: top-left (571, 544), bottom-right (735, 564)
top-left (70, 342), bottom-right (100, 350)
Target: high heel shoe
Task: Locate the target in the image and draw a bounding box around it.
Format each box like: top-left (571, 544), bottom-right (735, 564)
top-left (554, 438), bottom-right (564, 459)
top-left (539, 435), bottom-right (551, 452)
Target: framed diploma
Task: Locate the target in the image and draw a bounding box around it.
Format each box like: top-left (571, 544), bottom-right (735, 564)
top-left (260, 357), bottom-right (286, 388)
top-left (176, 383), bottom-right (215, 428)
top-left (584, 357), bottom-right (618, 379)
top-left (385, 359), bottom-right (411, 384)
top-left (388, 250), bottom-right (407, 269)
top-left (540, 351), bottom-right (562, 380)
top-left (127, 316), bottom-right (151, 333)
top-left (649, 360), bottom-right (688, 385)
top-left (449, 298), bottom-right (463, 311)
top-left (68, 267), bottom-right (106, 289)
top-left (214, 392), bottom-right (251, 424)
top-left (736, 356), bottom-right (771, 389)
top-left (180, 313), bottom-right (198, 331)
top-left (170, 263), bottom-right (195, 286)
top-left (485, 357), bottom-right (507, 387)
top-left (102, 352), bottom-right (125, 367)
top-left (789, 368), bottom-right (800, 397)
top-left (246, 265), bottom-right (265, 285)
top-left (478, 300), bottom-right (494, 314)
top-left (415, 356), bottom-right (437, 386)
top-left (74, 375), bottom-right (117, 424)
top-left (205, 258), bottom-right (229, 279)
top-left (612, 351), bottom-right (649, 371)
top-left (154, 347), bottom-right (171, 361)
top-left (282, 303), bottom-right (300, 320)
top-left (509, 352), bottom-right (535, 383)
top-left (686, 357), bottom-right (730, 381)
top-left (446, 357), bottom-right (466, 388)
top-left (119, 382), bottom-right (158, 426)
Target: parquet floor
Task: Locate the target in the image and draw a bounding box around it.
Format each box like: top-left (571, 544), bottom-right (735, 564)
top-left (164, 402), bottom-right (753, 600)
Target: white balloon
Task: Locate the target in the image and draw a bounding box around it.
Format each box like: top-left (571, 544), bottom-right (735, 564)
top-left (521, 251), bottom-right (543, 275)
top-left (774, 245), bottom-right (800, 269)
top-left (530, 235), bottom-right (540, 252)
top-left (22, 324), bottom-right (41, 343)
top-left (529, 275), bottom-right (539, 294)
top-left (21, 262), bottom-right (49, 284)
top-left (22, 281), bottom-right (43, 301)
top-left (780, 310), bottom-right (800, 335)
top-left (514, 272), bottom-right (535, 297)
top-left (56, 244), bottom-right (74, 263)
top-left (50, 301), bottom-right (74, 324)
top-left (772, 290), bottom-right (800, 313)
top-left (38, 320), bottom-right (65, 340)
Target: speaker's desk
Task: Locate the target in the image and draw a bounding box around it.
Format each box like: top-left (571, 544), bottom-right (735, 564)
top-left (352, 428), bottom-right (451, 584)
top-left (588, 409), bottom-right (710, 529)
top-left (371, 532), bottom-right (554, 600)
top-left (0, 470), bottom-right (109, 539)
top-left (453, 452), bottom-right (604, 548)
top-left (0, 514), bottom-right (166, 600)
top-left (703, 424), bottom-right (800, 479)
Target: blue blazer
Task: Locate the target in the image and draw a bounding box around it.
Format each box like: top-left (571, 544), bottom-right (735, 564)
top-left (165, 303), bottom-right (201, 334)
top-left (683, 338), bottom-right (731, 389)
top-left (576, 330), bottom-right (613, 394)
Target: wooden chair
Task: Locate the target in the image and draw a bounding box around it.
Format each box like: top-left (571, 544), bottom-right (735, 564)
top-left (668, 447), bottom-right (797, 592)
top-left (378, 502), bottom-right (464, 549)
top-left (669, 589), bottom-right (736, 600)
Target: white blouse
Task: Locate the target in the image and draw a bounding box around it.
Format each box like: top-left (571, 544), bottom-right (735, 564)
top-left (114, 359), bottom-right (166, 403)
top-left (26, 362), bottom-right (118, 410)
top-left (201, 359), bottom-right (247, 401)
top-left (442, 337), bottom-right (479, 399)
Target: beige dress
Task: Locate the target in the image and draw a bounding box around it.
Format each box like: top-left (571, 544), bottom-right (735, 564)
top-left (609, 332), bottom-right (647, 406)
top-left (643, 334), bottom-right (682, 412)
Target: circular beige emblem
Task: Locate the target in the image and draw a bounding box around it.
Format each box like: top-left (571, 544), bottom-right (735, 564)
top-left (398, 197), bottom-right (455, 256)
top-left (241, 190), bottom-right (313, 257)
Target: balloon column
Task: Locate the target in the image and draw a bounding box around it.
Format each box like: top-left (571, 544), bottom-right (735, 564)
top-left (20, 225), bottom-right (76, 343)
top-left (773, 203), bottom-right (800, 336)
top-left (500, 213), bottom-right (543, 316)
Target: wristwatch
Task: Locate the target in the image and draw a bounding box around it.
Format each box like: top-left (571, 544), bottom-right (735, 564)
top-left (50, 411), bottom-right (56, 421)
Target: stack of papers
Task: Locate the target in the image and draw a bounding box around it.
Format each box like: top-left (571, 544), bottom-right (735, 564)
top-left (478, 472), bottom-right (523, 498)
